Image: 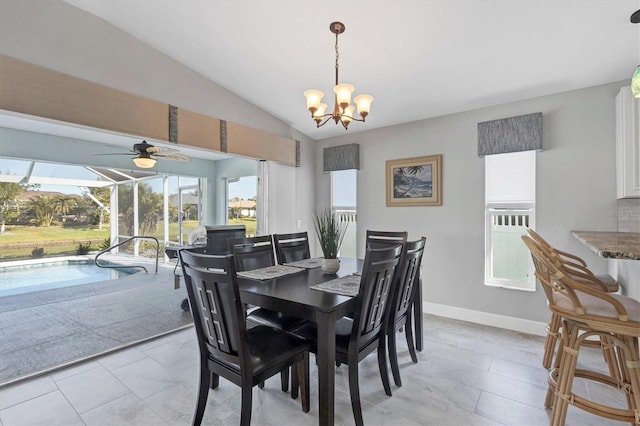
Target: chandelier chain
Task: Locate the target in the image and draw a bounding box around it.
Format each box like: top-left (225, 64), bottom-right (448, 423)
top-left (334, 32), bottom-right (340, 86)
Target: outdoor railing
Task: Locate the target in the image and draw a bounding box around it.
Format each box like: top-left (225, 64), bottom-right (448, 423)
top-left (95, 235), bottom-right (159, 274)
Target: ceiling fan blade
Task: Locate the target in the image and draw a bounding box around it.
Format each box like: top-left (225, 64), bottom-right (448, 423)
top-left (145, 145), bottom-right (179, 154)
top-left (154, 152), bottom-right (191, 161)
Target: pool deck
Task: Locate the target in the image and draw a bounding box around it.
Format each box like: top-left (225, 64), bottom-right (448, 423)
top-left (0, 254), bottom-right (193, 387)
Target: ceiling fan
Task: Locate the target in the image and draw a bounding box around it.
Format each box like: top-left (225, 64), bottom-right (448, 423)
top-left (101, 140), bottom-right (191, 168)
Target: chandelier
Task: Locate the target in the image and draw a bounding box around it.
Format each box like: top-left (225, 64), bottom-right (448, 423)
top-left (304, 22), bottom-right (373, 129)
top-left (632, 10), bottom-right (640, 98)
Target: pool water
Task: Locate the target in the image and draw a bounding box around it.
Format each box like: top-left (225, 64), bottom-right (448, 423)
top-left (0, 260), bottom-right (136, 296)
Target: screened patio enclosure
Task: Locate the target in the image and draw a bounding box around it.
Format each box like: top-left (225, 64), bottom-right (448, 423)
top-left (0, 157), bottom-right (206, 259)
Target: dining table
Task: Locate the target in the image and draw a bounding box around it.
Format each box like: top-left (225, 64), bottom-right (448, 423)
top-left (237, 257), bottom-right (360, 426)
top-left (236, 256), bottom-right (424, 426)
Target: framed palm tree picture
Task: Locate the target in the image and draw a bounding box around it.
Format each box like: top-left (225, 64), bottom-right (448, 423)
top-left (386, 154), bottom-right (442, 206)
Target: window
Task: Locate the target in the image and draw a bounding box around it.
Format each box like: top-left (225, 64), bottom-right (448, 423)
top-left (227, 176), bottom-right (257, 237)
top-left (484, 150), bottom-right (536, 291)
top-left (331, 169), bottom-right (357, 258)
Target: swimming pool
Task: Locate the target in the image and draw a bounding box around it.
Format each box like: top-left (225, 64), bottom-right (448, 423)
top-left (0, 259), bottom-right (137, 296)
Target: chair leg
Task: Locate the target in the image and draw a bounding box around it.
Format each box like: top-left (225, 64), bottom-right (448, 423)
top-left (347, 359), bottom-right (364, 426)
top-left (388, 329), bottom-right (402, 387)
top-left (280, 368), bottom-right (289, 392)
top-left (296, 353), bottom-right (310, 413)
top-left (210, 372), bottom-right (219, 389)
top-left (291, 366), bottom-right (299, 399)
top-left (240, 382), bottom-right (253, 426)
top-left (377, 338), bottom-right (392, 397)
top-left (193, 366), bottom-right (210, 426)
top-left (405, 309), bottom-right (418, 363)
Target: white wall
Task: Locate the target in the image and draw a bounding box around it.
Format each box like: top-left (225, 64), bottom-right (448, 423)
top-left (316, 82), bottom-right (623, 325)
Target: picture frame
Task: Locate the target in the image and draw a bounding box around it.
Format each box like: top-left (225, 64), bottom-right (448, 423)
top-left (386, 154), bottom-right (442, 206)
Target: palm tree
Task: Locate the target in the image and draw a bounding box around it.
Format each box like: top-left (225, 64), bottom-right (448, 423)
top-left (394, 165), bottom-right (425, 197)
top-left (29, 194), bottom-right (58, 226)
top-left (54, 195), bottom-right (75, 222)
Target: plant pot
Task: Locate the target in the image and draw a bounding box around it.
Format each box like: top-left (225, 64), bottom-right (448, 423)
top-left (321, 258), bottom-right (340, 274)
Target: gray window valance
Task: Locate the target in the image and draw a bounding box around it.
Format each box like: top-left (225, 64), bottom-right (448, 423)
top-left (323, 143), bottom-right (360, 172)
top-left (478, 112), bottom-right (543, 157)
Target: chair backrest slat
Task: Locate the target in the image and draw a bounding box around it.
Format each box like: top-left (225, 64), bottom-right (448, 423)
top-left (179, 250), bottom-right (246, 366)
top-left (274, 232), bottom-right (311, 264)
top-left (366, 230), bottom-right (408, 250)
top-left (354, 244), bottom-right (404, 346)
top-left (227, 235), bottom-right (276, 272)
top-left (391, 237), bottom-right (426, 322)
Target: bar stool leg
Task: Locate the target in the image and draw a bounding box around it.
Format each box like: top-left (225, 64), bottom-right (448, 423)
top-left (551, 321), bottom-right (580, 426)
top-left (544, 313), bottom-right (562, 369)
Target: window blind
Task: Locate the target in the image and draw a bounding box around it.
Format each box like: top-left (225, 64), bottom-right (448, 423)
top-left (478, 112), bottom-right (542, 157)
top-left (323, 143), bottom-right (360, 172)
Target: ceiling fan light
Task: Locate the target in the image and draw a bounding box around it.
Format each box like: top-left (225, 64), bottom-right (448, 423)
top-left (632, 65), bottom-right (640, 98)
top-left (133, 156), bottom-right (157, 168)
top-left (333, 83), bottom-right (354, 109)
top-left (354, 94), bottom-right (373, 117)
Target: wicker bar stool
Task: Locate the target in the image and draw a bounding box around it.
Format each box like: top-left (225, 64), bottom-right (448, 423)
top-left (523, 236), bottom-right (640, 425)
top-left (526, 229), bottom-right (619, 369)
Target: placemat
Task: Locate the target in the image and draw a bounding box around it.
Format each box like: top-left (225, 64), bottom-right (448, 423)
top-left (285, 257), bottom-right (323, 269)
top-left (237, 264), bottom-right (303, 280)
top-left (310, 274), bottom-right (361, 296)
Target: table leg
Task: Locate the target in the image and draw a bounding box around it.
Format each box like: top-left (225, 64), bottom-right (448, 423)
top-left (316, 311), bottom-right (336, 426)
top-left (413, 274), bottom-right (423, 351)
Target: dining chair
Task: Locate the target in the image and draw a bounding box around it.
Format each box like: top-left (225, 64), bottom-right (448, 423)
top-left (386, 237), bottom-right (426, 387)
top-left (291, 244), bottom-right (404, 426)
top-left (227, 234), bottom-right (308, 392)
top-left (521, 236), bottom-right (640, 425)
top-left (526, 229), bottom-right (619, 369)
top-left (178, 250), bottom-right (311, 426)
top-left (273, 232), bottom-right (311, 264)
top-left (365, 230), bottom-right (424, 352)
top-left (365, 230), bottom-right (408, 249)
top-left (227, 235), bottom-right (277, 272)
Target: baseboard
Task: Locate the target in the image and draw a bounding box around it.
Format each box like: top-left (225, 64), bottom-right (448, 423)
top-left (423, 301), bottom-right (548, 337)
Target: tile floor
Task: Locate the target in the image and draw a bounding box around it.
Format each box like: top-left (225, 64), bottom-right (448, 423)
top-left (0, 314), bottom-right (629, 425)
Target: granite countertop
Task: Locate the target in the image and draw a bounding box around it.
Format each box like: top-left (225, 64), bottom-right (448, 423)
top-left (571, 231), bottom-right (640, 260)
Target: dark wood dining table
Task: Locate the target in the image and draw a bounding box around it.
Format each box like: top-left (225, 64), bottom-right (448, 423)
top-left (237, 258), bottom-right (360, 426)
top-left (236, 257), bottom-right (424, 426)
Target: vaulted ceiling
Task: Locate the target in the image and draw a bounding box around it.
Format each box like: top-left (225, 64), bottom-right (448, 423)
top-left (59, 0), bottom-right (640, 140)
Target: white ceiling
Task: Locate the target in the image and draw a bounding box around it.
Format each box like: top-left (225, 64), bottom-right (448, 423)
top-left (58, 0), bottom-right (640, 141)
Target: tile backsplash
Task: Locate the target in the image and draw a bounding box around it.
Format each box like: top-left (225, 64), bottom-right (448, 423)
top-left (618, 198), bottom-right (640, 233)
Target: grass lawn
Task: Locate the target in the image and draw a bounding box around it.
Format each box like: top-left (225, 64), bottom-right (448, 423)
top-left (0, 218), bottom-right (257, 261)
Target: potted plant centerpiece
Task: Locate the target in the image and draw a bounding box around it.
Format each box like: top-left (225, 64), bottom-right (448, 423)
top-left (313, 208), bottom-right (348, 274)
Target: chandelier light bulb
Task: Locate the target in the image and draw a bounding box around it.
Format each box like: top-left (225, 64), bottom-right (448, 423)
top-left (304, 89), bottom-right (324, 110)
top-left (354, 94), bottom-right (373, 117)
top-left (333, 83), bottom-right (355, 110)
top-left (313, 103), bottom-right (328, 120)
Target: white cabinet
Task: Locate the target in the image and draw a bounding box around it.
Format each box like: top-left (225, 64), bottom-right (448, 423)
top-left (616, 86), bottom-right (640, 198)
